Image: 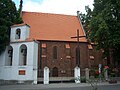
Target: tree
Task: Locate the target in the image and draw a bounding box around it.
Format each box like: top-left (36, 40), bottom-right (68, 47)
top-left (80, 0), bottom-right (120, 66)
top-left (80, 6), bottom-right (92, 41)
top-left (0, 0), bottom-right (23, 54)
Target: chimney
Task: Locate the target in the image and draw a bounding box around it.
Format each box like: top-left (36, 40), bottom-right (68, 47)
top-left (19, 0), bottom-right (23, 17)
top-left (77, 11), bottom-right (80, 17)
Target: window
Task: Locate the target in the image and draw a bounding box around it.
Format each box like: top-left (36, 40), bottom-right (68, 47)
top-left (53, 46), bottom-right (57, 59)
top-left (15, 28), bottom-right (21, 39)
top-left (41, 43), bottom-right (47, 58)
top-left (19, 44), bottom-right (27, 66)
top-left (5, 46), bottom-right (13, 66)
top-left (41, 48), bottom-right (47, 57)
top-left (65, 43), bottom-right (71, 58)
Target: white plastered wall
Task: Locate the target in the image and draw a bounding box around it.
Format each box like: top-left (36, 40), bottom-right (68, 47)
top-left (0, 41), bottom-right (38, 84)
top-left (10, 25), bottom-right (30, 42)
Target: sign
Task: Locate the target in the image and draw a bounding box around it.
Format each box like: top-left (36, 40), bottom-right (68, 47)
top-left (19, 70), bottom-right (25, 75)
top-left (99, 64), bottom-right (102, 68)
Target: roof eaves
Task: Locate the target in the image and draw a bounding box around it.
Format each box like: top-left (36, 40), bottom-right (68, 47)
top-left (11, 23), bottom-right (30, 28)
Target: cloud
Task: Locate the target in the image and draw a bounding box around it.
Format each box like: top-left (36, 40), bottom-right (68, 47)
top-left (23, 0), bottom-right (93, 15)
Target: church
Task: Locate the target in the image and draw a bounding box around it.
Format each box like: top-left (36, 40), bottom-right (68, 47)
top-left (0, 1), bottom-right (104, 84)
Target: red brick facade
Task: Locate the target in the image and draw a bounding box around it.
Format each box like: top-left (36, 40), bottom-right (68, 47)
top-left (37, 41), bottom-right (97, 78)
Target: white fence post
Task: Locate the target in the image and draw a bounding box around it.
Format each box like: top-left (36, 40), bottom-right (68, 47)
top-left (44, 66), bottom-right (49, 84)
top-left (74, 66), bottom-right (81, 83)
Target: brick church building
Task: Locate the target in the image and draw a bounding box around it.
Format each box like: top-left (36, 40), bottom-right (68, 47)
top-left (0, 11), bottom-right (105, 84)
top-left (0, 1), bottom-right (105, 84)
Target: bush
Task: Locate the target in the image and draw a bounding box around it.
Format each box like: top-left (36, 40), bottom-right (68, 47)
top-left (81, 77), bottom-right (86, 83)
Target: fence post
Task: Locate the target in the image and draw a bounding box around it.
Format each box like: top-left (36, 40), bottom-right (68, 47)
top-left (85, 68), bottom-right (90, 81)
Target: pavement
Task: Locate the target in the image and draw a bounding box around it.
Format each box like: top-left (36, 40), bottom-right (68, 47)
top-left (36, 81), bottom-right (120, 88)
top-left (0, 81), bottom-right (120, 90)
top-left (38, 81), bottom-right (120, 88)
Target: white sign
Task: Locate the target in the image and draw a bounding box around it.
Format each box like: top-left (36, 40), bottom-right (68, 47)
top-left (99, 64), bottom-right (102, 68)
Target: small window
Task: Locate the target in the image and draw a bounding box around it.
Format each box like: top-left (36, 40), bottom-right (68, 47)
top-left (53, 46), bottom-right (57, 59)
top-left (5, 46), bottom-right (13, 66)
top-left (19, 44), bottom-right (27, 66)
top-left (15, 28), bottom-right (21, 39)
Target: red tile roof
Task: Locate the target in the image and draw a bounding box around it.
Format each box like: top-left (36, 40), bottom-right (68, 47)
top-left (22, 11), bottom-right (87, 42)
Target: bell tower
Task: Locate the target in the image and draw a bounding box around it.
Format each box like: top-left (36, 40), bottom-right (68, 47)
top-left (10, 24), bottom-right (30, 42)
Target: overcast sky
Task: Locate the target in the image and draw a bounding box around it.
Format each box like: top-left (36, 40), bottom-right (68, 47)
top-left (12, 0), bottom-right (94, 15)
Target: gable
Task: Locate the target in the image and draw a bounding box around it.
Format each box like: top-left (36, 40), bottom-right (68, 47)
top-left (22, 11), bottom-right (87, 42)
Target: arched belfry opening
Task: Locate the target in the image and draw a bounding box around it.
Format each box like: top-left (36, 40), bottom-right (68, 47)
top-left (15, 28), bottom-right (21, 39)
top-left (5, 46), bottom-right (13, 66)
top-left (19, 44), bottom-right (27, 66)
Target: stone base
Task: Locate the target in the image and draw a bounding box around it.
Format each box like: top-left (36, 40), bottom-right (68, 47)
top-left (0, 80), bottom-right (33, 85)
top-left (75, 80), bottom-right (80, 84)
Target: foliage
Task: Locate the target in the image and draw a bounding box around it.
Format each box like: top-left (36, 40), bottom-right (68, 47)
top-left (80, 0), bottom-right (120, 64)
top-left (0, 0), bottom-right (23, 54)
top-left (80, 76), bottom-right (86, 83)
top-left (80, 6), bottom-right (92, 40)
top-left (75, 67), bottom-right (109, 90)
top-left (88, 67), bottom-right (109, 90)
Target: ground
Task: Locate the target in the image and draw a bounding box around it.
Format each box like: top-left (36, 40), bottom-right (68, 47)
top-left (0, 82), bottom-right (120, 90)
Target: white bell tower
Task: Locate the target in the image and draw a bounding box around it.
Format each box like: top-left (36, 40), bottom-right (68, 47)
top-left (10, 24), bottom-right (30, 42)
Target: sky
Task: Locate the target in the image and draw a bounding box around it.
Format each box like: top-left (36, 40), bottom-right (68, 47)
top-left (12, 0), bottom-right (94, 15)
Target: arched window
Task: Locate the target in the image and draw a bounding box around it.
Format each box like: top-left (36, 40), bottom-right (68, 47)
top-left (76, 47), bottom-right (80, 66)
top-left (5, 46), bottom-right (13, 66)
top-left (53, 46), bottom-right (57, 59)
top-left (15, 28), bottom-right (21, 39)
top-left (52, 67), bottom-right (58, 77)
top-left (19, 44), bottom-right (27, 66)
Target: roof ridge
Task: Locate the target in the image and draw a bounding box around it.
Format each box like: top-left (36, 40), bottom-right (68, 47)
top-left (22, 11), bottom-right (77, 17)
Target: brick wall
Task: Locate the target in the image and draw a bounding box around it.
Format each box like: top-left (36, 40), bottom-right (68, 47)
top-left (38, 41), bottom-right (89, 77)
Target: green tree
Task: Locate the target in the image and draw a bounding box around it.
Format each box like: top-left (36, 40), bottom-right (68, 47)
top-left (80, 0), bottom-right (120, 65)
top-left (80, 6), bottom-right (92, 41)
top-left (0, 0), bottom-right (23, 54)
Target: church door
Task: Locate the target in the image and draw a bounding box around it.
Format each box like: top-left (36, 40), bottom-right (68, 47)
top-left (52, 67), bottom-right (58, 77)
